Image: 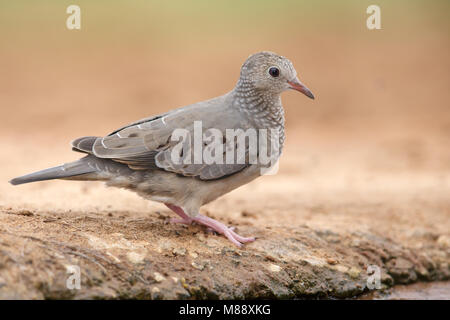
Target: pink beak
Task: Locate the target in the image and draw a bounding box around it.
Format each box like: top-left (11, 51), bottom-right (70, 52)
top-left (287, 78), bottom-right (315, 99)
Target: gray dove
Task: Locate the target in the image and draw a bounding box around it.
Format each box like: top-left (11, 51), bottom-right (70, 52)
top-left (10, 51), bottom-right (314, 247)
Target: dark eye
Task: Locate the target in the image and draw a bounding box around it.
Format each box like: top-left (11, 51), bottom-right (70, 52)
top-left (269, 67), bottom-right (280, 77)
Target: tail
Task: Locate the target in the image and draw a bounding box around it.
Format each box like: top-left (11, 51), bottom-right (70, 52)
top-left (9, 156), bottom-right (97, 186)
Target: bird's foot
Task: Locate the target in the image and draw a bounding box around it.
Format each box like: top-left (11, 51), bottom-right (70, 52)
top-left (169, 218), bottom-right (232, 234)
top-left (165, 203), bottom-right (255, 247)
top-left (192, 214), bottom-right (255, 247)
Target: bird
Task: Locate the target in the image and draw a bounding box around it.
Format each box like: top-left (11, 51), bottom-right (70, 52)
top-left (10, 51), bottom-right (314, 247)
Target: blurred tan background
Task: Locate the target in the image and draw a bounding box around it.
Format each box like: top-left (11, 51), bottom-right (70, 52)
top-left (0, 1), bottom-right (449, 230)
top-left (0, 2), bottom-right (449, 300)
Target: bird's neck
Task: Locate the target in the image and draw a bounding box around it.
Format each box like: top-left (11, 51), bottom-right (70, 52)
top-left (232, 78), bottom-right (286, 156)
top-left (232, 78), bottom-right (285, 129)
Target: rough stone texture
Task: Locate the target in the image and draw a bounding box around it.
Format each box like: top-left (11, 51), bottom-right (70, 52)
top-left (1, 160), bottom-right (449, 299)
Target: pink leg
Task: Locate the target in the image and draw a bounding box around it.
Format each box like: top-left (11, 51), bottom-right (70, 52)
top-left (165, 203), bottom-right (192, 224)
top-left (164, 203), bottom-right (255, 247)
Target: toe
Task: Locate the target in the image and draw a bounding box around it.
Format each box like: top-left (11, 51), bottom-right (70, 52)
top-left (229, 229), bottom-right (256, 243)
top-left (170, 218), bottom-right (192, 224)
top-left (223, 230), bottom-right (243, 247)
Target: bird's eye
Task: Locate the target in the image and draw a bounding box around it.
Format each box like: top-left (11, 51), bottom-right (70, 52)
top-left (268, 67), bottom-right (280, 78)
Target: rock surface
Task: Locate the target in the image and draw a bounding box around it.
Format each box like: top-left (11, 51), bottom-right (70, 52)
top-left (1, 153), bottom-right (449, 299)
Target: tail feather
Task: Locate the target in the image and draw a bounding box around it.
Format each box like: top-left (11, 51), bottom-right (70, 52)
top-left (9, 157), bottom-right (97, 186)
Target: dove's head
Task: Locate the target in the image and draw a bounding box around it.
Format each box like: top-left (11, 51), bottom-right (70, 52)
top-left (239, 51), bottom-right (314, 99)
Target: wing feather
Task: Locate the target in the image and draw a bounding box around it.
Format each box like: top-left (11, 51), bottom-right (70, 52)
top-left (86, 97), bottom-right (252, 179)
